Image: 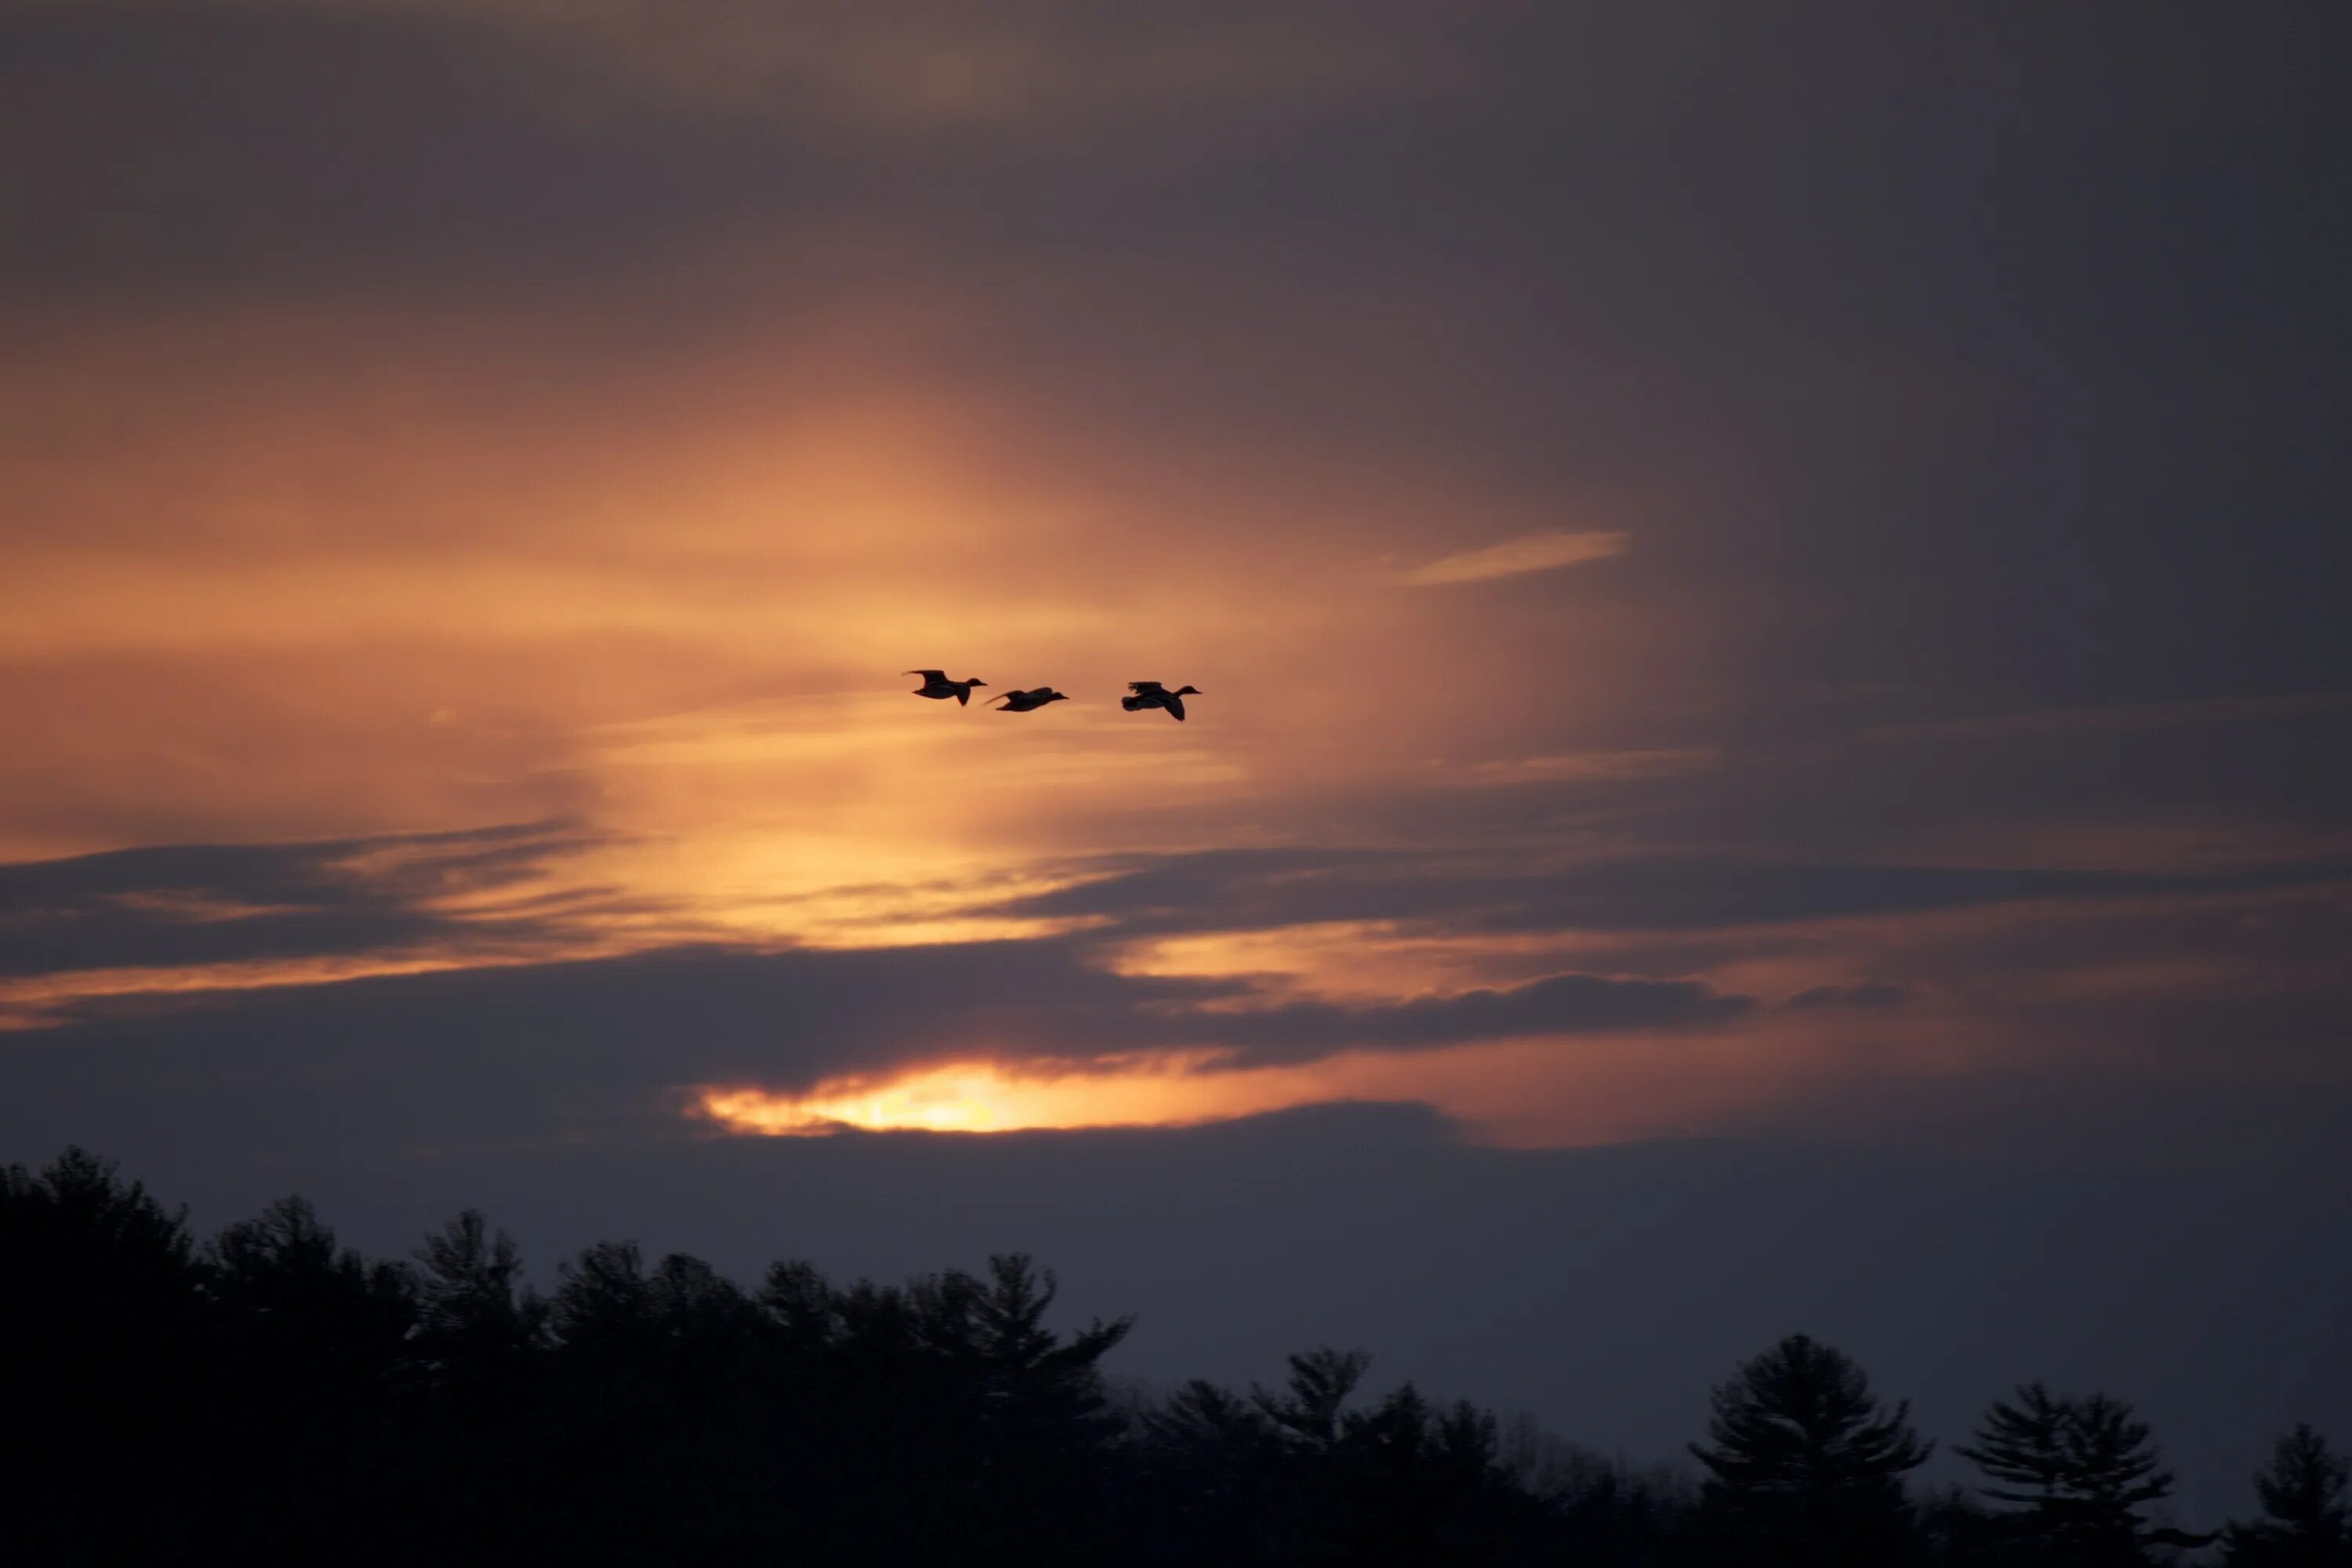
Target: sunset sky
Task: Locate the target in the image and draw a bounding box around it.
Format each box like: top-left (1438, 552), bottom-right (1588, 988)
top-left (4, 0), bottom-right (2347, 1516)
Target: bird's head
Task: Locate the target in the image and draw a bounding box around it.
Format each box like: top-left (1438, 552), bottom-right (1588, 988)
top-left (1173, 685), bottom-right (1200, 696)
top-left (1046, 690), bottom-right (1069, 702)
top-left (965, 677), bottom-right (987, 687)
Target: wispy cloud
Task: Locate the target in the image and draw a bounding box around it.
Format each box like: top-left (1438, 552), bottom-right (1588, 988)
top-left (0, 821), bottom-right (627, 1014)
top-left (1444, 749), bottom-right (1720, 786)
top-left (1395, 530), bottom-right (1628, 587)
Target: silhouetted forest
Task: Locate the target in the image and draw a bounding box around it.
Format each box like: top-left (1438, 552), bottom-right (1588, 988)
top-left (5, 1147), bottom-right (2346, 1566)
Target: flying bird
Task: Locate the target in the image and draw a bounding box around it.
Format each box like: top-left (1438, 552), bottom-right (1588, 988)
top-left (992, 688), bottom-right (1070, 713)
top-left (906, 670), bottom-right (987, 706)
top-left (1121, 681), bottom-right (1201, 721)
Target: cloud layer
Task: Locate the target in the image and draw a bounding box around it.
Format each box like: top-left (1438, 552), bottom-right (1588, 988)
top-left (2, 1), bottom-right (2347, 1169)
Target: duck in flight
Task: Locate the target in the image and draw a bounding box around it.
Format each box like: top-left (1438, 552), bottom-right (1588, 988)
top-left (992, 687), bottom-right (1070, 713)
top-left (1121, 681), bottom-right (1201, 721)
top-left (906, 670), bottom-right (987, 706)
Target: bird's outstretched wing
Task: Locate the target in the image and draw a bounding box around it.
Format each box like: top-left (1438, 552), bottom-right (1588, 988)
top-left (1163, 695), bottom-right (1187, 722)
top-left (906, 669), bottom-right (946, 682)
top-left (1128, 680), bottom-right (1167, 694)
top-left (956, 688), bottom-right (970, 706)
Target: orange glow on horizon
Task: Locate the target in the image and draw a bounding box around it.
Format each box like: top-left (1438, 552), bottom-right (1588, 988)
top-left (689, 1021), bottom-right (1916, 1146)
top-left (695, 1051), bottom-right (1403, 1135)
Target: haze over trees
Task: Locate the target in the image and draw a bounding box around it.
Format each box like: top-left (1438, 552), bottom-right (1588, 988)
top-left (2, 1146), bottom-right (2326, 1565)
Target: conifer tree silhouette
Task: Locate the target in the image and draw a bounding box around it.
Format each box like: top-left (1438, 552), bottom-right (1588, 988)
top-left (1688, 1332), bottom-right (1932, 1565)
top-left (758, 1256), bottom-right (840, 1353)
top-left (2225, 1425), bottom-right (2352, 1566)
top-left (974, 1252), bottom-right (1133, 1443)
top-left (1959, 1382), bottom-right (2212, 1563)
top-left (412, 1207), bottom-right (546, 1399)
top-left (9, 1144), bottom-right (2292, 1568)
top-left (205, 1194), bottom-right (416, 1549)
top-left (209, 1192), bottom-right (414, 1342)
top-left (1, 1148), bottom-right (215, 1563)
top-left (1253, 1346), bottom-right (1373, 1450)
top-left (551, 1237), bottom-right (657, 1361)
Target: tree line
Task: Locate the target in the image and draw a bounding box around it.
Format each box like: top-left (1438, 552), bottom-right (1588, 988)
top-left (3, 1146), bottom-right (2345, 1566)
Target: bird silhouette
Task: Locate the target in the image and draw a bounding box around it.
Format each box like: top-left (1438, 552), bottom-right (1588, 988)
top-left (906, 670), bottom-right (987, 706)
top-left (1121, 681), bottom-right (1200, 721)
top-left (992, 688), bottom-right (1070, 713)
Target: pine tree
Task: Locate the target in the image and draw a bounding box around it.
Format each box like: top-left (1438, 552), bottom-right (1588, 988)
top-left (209, 1194), bottom-right (415, 1372)
top-left (411, 1207), bottom-right (546, 1405)
top-left (1690, 1333), bottom-right (1933, 1500)
top-left (1958, 1381), bottom-right (2074, 1509)
top-left (204, 1195), bottom-right (416, 1555)
top-left (0, 1149), bottom-right (216, 1563)
top-left (1253, 1347), bottom-right (1373, 1450)
top-left (1688, 1333), bottom-right (1932, 1564)
top-left (208, 1194), bottom-right (415, 1381)
top-left (1958, 1383), bottom-right (2210, 1563)
top-left (972, 1250), bottom-right (1133, 1436)
top-left (2225, 1425), bottom-right (2352, 1566)
top-left (551, 1238), bottom-right (655, 1363)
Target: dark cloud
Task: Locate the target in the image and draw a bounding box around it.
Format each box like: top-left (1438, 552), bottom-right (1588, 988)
top-left (1784, 983), bottom-right (1911, 1011)
top-left (1191, 974), bottom-right (1751, 1065)
top-left (0, 820), bottom-right (614, 976)
top-left (998, 847), bottom-right (2352, 940)
top-left (3, 926), bottom-right (1752, 1156)
top-left (0, 5), bottom-right (829, 302)
top-left (0, 2), bottom-right (1446, 307)
top-left (0, 822), bottom-right (644, 982)
top-left (1659, 700), bottom-right (2352, 866)
top-left (16, 938), bottom-right (1189, 1123)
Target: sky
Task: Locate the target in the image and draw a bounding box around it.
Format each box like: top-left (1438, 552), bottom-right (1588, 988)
top-left (4, 0), bottom-right (2349, 1524)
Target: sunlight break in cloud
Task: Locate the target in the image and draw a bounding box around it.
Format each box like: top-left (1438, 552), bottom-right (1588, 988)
top-left (695, 1052), bottom-right (1408, 1137)
top-left (1396, 530), bottom-right (1628, 587)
